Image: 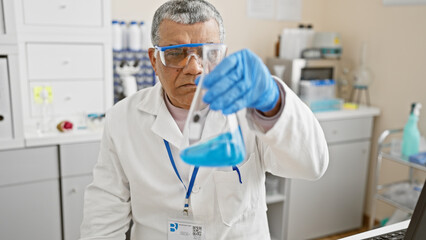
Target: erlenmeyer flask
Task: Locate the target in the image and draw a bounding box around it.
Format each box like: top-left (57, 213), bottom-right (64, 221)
top-left (180, 44), bottom-right (246, 167)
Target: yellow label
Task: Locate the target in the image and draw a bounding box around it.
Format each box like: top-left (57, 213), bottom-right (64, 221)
top-left (33, 86), bottom-right (53, 104)
top-left (334, 37), bottom-right (340, 45)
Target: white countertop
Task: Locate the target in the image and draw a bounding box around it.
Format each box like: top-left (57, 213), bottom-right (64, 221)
top-left (24, 128), bottom-right (103, 147)
top-left (315, 105), bottom-right (380, 121)
top-left (3, 105), bottom-right (380, 149)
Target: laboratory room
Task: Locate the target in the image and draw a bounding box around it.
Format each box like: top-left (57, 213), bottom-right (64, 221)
top-left (1, 0), bottom-right (426, 240)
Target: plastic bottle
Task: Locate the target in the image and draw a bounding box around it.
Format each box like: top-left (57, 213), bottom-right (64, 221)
top-left (111, 20), bottom-right (122, 52)
top-left (139, 21), bottom-right (151, 51)
top-left (128, 21), bottom-right (141, 52)
top-left (120, 21), bottom-right (128, 51)
top-left (402, 102), bottom-right (422, 158)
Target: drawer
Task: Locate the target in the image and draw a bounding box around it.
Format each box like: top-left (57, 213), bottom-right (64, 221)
top-left (22, 0), bottom-right (102, 27)
top-left (60, 141), bottom-right (100, 177)
top-left (29, 80), bottom-right (104, 117)
top-left (27, 43), bottom-right (104, 80)
top-left (0, 146), bottom-right (58, 186)
top-left (319, 117), bottom-right (373, 144)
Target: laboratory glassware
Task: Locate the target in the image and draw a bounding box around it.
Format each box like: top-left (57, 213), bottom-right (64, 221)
top-left (180, 44), bottom-right (246, 167)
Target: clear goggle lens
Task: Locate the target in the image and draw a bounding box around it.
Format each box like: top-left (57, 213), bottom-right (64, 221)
top-left (155, 43), bottom-right (227, 69)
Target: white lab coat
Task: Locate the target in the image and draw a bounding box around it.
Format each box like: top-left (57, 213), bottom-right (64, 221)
top-left (80, 79), bottom-right (329, 240)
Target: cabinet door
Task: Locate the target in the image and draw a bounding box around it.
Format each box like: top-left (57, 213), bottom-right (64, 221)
top-left (62, 175), bottom-right (93, 240)
top-left (0, 57), bottom-right (13, 140)
top-left (60, 141), bottom-right (100, 177)
top-left (0, 180), bottom-right (62, 240)
top-left (286, 141), bottom-right (370, 240)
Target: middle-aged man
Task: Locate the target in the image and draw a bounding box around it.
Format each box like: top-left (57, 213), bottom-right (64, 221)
top-left (80, 0), bottom-right (329, 239)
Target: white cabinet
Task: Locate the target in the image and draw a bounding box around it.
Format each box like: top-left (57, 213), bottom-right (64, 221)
top-left (0, 57), bottom-right (13, 140)
top-left (1, 0), bottom-right (112, 136)
top-left (60, 141), bottom-right (100, 240)
top-left (273, 107), bottom-right (380, 240)
top-left (0, 0), bottom-right (24, 150)
top-left (0, 146), bottom-right (62, 240)
top-left (0, 0), bottom-right (17, 44)
top-left (266, 174), bottom-right (289, 240)
top-left (62, 175), bottom-right (94, 240)
top-left (0, 0), bottom-right (5, 34)
top-left (286, 141), bottom-right (371, 240)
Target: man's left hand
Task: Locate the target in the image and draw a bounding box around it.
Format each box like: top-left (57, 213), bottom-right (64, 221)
top-left (200, 49), bottom-right (280, 115)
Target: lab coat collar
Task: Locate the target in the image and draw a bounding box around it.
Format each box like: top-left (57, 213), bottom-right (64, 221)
top-left (136, 83), bottom-right (183, 149)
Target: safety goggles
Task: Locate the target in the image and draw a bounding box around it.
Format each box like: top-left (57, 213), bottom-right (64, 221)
top-left (154, 43), bottom-right (227, 69)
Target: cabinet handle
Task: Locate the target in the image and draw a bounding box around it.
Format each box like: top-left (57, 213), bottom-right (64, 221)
top-left (71, 188), bottom-right (77, 193)
top-left (332, 130), bottom-right (338, 135)
top-left (62, 60), bottom-right (70, 65)
top-left (0, 115), bottom-right (3, 121)
top-left (59, 4), bottom-right (67, 9)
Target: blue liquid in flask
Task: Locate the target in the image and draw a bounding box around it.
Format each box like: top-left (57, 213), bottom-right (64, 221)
top-left (180, 131), bottom-right (245, 167)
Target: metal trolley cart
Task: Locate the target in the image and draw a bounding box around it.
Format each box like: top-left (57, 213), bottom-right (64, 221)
top-left (369, 129), bottom-right (426, 229)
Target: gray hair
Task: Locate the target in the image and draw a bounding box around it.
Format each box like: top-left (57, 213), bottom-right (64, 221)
top-left (151, 0), bottom-right (225, 46)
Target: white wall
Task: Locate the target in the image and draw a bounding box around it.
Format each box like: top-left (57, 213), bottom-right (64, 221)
top-left (111, 0), bottom-right (326, 58)
top-left (319, 0), bottom-right (426, 221)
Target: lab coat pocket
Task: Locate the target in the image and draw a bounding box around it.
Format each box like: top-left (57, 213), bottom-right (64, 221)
top-left (213, 153), bottom-right (260, 226)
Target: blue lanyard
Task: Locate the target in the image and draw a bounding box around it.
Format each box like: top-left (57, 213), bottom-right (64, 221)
top-left (163, 139), bottom-right (243, 214)
top-left (164, 139), bottom-right (199, 214)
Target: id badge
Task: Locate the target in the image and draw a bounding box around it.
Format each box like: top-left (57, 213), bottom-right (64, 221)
top-left (167, 215), bottom-right (205, 240)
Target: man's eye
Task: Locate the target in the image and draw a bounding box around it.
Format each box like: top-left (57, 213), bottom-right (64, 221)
top-left (165, 50), bottom-right (184, 57)
top-left (207, 50), bottom-right (220, 62)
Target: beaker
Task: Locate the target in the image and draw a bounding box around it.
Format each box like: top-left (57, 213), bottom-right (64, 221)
top-left (180, 44), bottom-right (246, 167)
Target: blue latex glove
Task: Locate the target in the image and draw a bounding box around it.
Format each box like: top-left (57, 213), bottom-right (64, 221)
top-left (201, 49), bottom-right (279, 115)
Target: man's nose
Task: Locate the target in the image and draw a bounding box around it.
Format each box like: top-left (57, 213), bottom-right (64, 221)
top-left (183, 54), bottom-right (203, 74)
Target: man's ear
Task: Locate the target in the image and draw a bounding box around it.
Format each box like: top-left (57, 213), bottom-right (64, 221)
top-left (148, 48), bottom-right (157, 74)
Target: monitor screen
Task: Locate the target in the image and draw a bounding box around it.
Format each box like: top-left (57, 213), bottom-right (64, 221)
top-left (405, 180), bottom-right (426, 240)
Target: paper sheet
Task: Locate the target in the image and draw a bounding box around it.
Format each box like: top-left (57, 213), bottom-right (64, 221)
top-left (247, 0), bottom-right (275, 19)
top-left (247, 0), bottom-right (302, 21)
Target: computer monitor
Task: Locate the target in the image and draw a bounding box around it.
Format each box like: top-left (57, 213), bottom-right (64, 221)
top-left (404, 179), bottom-right (426, 239)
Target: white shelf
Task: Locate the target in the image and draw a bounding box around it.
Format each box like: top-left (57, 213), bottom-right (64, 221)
top-left (266, 194), bottom-right (286, 204)
top-left (381, 152), bottom-right (426, 172)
